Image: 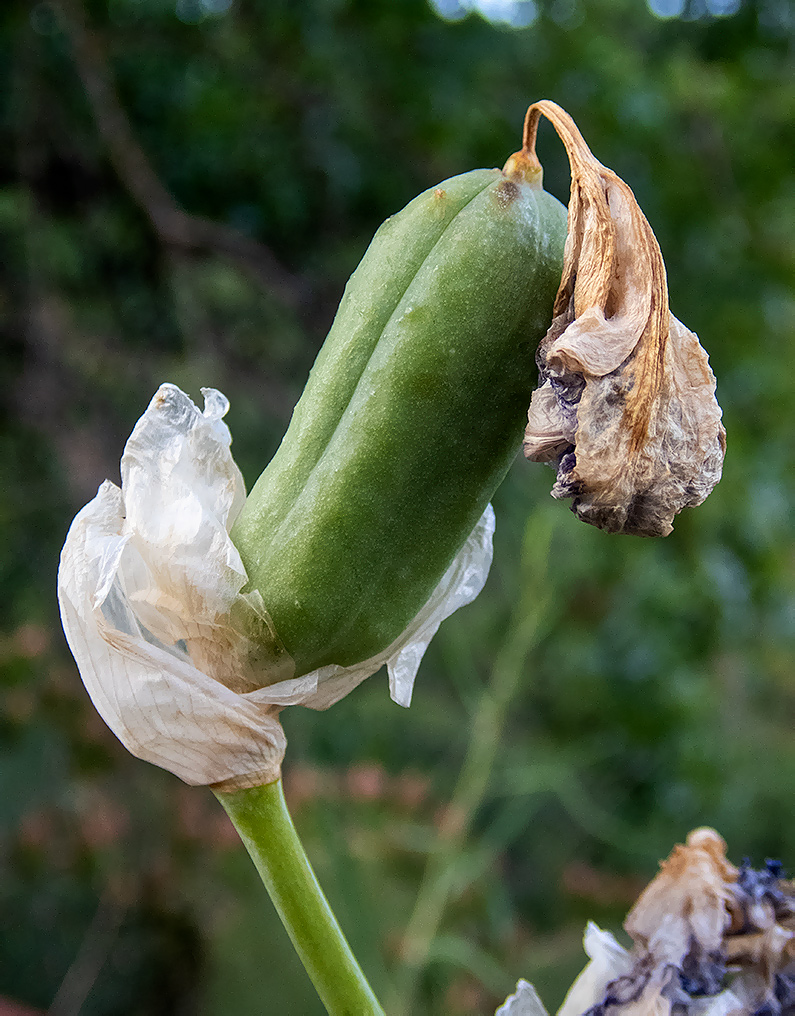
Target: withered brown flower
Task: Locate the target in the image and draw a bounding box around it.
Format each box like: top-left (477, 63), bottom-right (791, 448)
top-left (516, 101), bottom-right (726, 537)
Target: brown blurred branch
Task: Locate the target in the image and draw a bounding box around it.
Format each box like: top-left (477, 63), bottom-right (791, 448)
top-left (54, 0), bottom-right (309, 308)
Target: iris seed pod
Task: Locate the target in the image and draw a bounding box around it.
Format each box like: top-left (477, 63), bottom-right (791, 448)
top-left (233, 164), bottom-right (568, 676)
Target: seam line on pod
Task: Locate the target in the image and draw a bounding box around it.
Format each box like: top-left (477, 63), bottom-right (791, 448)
top-left (269, 176), bottom-right (501, 550)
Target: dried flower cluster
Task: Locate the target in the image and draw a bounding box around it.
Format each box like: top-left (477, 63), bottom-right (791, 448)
top-left (520, 101), bottom-right (726, 536)
top-left (499, 828), bottom-right (795, 1016)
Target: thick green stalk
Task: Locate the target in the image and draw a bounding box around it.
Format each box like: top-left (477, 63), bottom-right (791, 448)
top-left (215, 780), bottom-right (385, 1016)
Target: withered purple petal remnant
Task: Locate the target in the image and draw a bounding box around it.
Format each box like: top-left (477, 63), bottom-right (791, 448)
top-left (499, 828), bottom-right (795, 1016)
top-left (587, 828), bottom-right (795, 1016)
top-left (518, 101), bottom-right (726, 536)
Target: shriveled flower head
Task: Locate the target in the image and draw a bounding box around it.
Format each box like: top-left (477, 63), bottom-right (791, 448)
top-left (498, 828), bottom-right (795, 1016)
top-left (58, 385), bottom-right (494, 790)
top-left (518, 101), bottom-right (726, 536)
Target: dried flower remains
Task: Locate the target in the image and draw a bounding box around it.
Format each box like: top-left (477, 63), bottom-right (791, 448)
top-left (519, 101), bottom-right (726, 536)
top-left (498, 828), bottom-right (795, 1016)
top-left (58, 385), bottom-right (495, 790)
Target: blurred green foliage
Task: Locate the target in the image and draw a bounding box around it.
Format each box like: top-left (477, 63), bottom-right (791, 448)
top-left (1, 0), bottom-right (793, 1013)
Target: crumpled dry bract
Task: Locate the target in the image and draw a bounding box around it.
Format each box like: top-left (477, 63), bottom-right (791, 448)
top-left (58, 384), bottom-right (495, 790)
top-left (520, 101), bottom-right (726, 536)
top-left (525, 301), bottom-right (726, 538)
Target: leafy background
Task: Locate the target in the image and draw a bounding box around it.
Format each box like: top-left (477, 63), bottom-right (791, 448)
top-left (1, 0), bottom-right (794, 1013)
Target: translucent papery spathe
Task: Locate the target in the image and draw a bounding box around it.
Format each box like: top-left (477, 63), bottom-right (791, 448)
top-left (58, 384), bottom-right (495, 790)
top-left (496, 980), bottom-right (549, 1016)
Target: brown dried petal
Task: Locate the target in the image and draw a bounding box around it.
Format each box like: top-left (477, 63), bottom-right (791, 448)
top-left (518, 101), bottom-right (726, 537)
top-left (724, 926), bottom-right (795, 979)
top-left (625, 828), bottom-right (737, 968)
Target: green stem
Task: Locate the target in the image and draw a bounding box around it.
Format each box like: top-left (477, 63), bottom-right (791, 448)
top-left (386, 616), bottom-right (541, 1016)
top-left (387, 508), bottom-right (557, 1016)
top-left (215, 779), bottom-right (385, 1016)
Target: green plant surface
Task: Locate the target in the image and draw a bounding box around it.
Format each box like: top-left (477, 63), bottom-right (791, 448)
top-left (1, 1), bottom-right (794, 1013)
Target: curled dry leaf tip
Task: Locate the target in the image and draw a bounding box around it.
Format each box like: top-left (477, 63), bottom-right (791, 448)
top-left (517, 100), bottom-right (726, 537)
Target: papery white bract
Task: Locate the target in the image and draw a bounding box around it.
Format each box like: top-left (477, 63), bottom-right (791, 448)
top-left (58, 384), bottom-right (494, 789)
top-left (496, 980), bottom-right (550, 1016)
top-left (494, 926), bottom-right (633, 1016)
top-left (556, 923), bottom-right (632, 1016)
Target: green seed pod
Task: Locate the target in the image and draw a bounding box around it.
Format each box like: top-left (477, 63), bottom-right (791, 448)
top-left (232, 161), bottom-right (567, 677)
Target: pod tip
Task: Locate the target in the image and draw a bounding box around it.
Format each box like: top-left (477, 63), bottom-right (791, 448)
top-left (502, 148), bottom-right (544, 188)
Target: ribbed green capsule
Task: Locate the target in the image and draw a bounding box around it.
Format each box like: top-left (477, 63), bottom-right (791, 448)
top-left (232, 166), bottom-right (567, 676)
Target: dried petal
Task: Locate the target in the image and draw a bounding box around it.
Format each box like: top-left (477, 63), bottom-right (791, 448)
top-left (625, 829), bottom-right (737, 973)
top-left (58, 386), bottom-right (291, 790)
top-left (506, 832), bottom-right (795, 1016)
top-left (519, 101), bottom-right (726, 536)
top-left (496, 980), bottom-right (551, 1016)
top-left (558, 923), bottom-right (633, 1016)
top-left (58, 384), bottom-right (494, 789)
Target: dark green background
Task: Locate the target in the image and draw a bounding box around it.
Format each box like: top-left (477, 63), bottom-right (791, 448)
top-left (1, 0), bottom-right (793, 1013)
